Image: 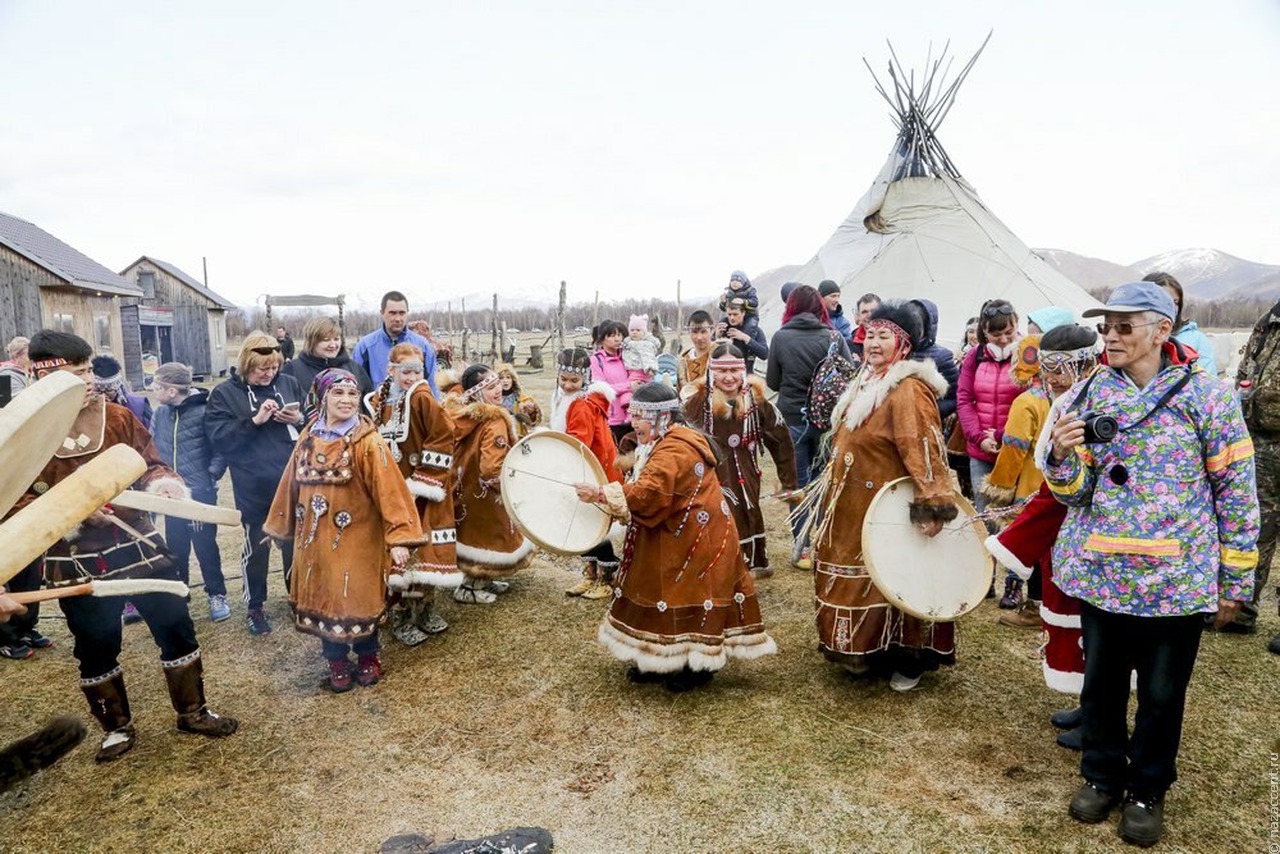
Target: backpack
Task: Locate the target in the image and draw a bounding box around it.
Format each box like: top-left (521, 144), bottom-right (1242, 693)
top-left (1239, 304), bottom-right (1280, 433)
top-left (804, 334), bottom-right (858, 431)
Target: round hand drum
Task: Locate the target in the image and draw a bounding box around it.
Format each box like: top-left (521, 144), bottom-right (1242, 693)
top-left (501, 431), bottom-right (611, 556)
top-left (861, 477), bottom-right (993, 621)
top-left (0, 371), bottom-right (87, 517)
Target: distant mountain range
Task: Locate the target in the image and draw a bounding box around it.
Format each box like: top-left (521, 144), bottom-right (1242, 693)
top-left (1033, 247), bottom-right (1280, 301)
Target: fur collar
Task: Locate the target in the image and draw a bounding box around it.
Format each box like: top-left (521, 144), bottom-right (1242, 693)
top-left (832, 358), bottom-right (947, 432)
top-left (586, 380), bottom-right (615, 403)
top-left (690, 373), bottom-right (769, 419)
top-left (444, 396), bottom-right (517, 437)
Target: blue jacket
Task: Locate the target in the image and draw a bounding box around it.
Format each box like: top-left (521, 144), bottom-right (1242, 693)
top-left (909, 299), bottom-right (960, 420)
top-left (152, 388), bottom-right (222, 498)
top-left (828, 304), bottom-right (855, 346)
top-left (352, 326), bottom-right (438, 393)
top-left (1174, 322), bottom-right (1218, 376)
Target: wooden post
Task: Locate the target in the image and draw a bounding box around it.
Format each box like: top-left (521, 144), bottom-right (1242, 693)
top-left (557, 280), bottom-right (567, 355)
top-left (673, 279), bottom-right (683, 354)
top-left (592, 290), bottom-right (599, 329)
top-left (490, 293), bottom-right (499, 362)
top-left (460, 297), bottom-right (468, 361)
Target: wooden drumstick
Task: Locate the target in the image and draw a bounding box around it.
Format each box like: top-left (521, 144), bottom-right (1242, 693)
top-left (107, 490), bottom-right (241, 526)
top-left (9, 578), bottom-right (189, 605)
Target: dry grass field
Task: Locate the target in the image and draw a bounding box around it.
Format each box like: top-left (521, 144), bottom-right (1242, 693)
top-left (1, 350), bottom-right (1277, 853)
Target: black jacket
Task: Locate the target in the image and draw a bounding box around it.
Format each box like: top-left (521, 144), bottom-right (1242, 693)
top-left (277, 334), bottom-right (295, 361)
top-left (278, 350), bottom-right (373, 420)
top-left (205, 372), bottom-right (303, 524)
top-left (765, 313), bottom-right (851, 426)
top-left (152, 388), bottom-right (224, 498)
top-left (909, 298), bottom-right (960, 419)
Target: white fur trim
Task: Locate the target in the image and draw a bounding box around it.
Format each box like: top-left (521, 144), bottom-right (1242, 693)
top-left (832, 358), bottom-right (948, 432)
top-left (596, 619), bottom-right (777, 673)
top-left (1042, 661), bottom-right (1084, 696)
top-left (1039, 603), bottom-right (1082, 629)
top-left (455, 536), bottom-right (535, 567)
top-left (587, 380), bottom-right (616, 403)
top-left (396, 568), bottom-right (463, 589)
top-left (63, 523), bottom-right (83, 543)
top-left (405, 477), bottom-right (446, 503)
top-left (985, 534), bottom-right (1034, 581)
top-left (146, 477), bottom-right (191, 502)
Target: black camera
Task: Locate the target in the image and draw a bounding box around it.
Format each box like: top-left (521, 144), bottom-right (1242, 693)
top-left (1079, 410), bottom-right (1119, 444)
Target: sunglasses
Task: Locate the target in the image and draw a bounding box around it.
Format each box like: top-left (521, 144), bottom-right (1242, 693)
top-left (1096, 321), bottom-right (1158, 336)
top-left (981, 303), bottom-right (1015, 318)
top-left (249, 345), bottom-right (282, 355)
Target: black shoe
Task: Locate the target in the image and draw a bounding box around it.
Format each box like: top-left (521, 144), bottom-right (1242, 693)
top-left (1050, 706), bottom-right (1083, 730)
top-left (20, 630), bottom-right (53, 650)
top-left (1118, 794), bottom-right (1164, 847)
top-left (1218, 620), bottom-right (1256, 635)
top-left (1056, 726), bottom-right (1084, 751)
top-left (663, 668), bottom-right (714, 693)
top-left (1268, 634), bottom-right (1280, 656)
top-left (246, 608), bottom-right (272, 636)
top-left (1069, 783), bottom-right (1122, 824)
top-left (625, 666), bottom-right (665, 685)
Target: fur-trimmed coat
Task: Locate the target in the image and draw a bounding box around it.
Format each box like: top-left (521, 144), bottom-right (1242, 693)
top-left (14, 399), bottom-right (188, 585)
top-left (264, 416), bottom-right (426, 642)
top-left (677, 347), bottom-right (710, 396)
top-left (682, 374), bottom-right (797, 570)
top-left (553, 382), bottom-right (622, 484)
top-left (596, 425), bottom-right (776, 673)
top-left (367, 380), bottom-right (462, 588)
top-left (443, 395), bottom-right (534, 578)
top-left (811, 358), bottom-right (959, 668)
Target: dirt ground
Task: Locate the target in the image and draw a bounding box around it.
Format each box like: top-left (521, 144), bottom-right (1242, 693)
top-left (1, 360), bottom-right (1277, 853)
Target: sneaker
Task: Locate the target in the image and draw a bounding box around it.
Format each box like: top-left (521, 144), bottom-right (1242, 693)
top-left (121, 602), bottom-right (143, 624)
top-left (355, 654), bottom-right (382, 687)
top-left (0, 643), bottom-right (33, 660)
top-left (207, 594), bottom-right (231, 623)
top-left (889, 671), bottom-right (922, 692)
top-left (20, 629), bottom-right (53, 650)
top-left (581, 581), bottom-right (613, 601)
top-left (326, 659), bottom-right (354, 693)
top-left (998, 600), bottom-right (1041, 629)
top-left (453, 583), bottom-right (497, 605)
top-left (417, 609), bottom-right (449, 634)
top-left (1118, 794), bottom-right (1164, 847)
top-left (246, 608), bottom-right (272, 636)
top-left (1068, 782), bottom-right (1122, 824)
top-left (392, 621), bottom-right (429, 647)
top-left (1050, 706), bottom-right (1083, 730)
top-left (793, 548), bottom-right (813, 571)
top-left (998, 577), bottom-right (1023, 610)
top-left (486, 579), bottom-right (511, 594)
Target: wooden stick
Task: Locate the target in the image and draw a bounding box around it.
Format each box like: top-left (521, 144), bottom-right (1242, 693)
top-left (9, 578), bottom-right (189, 605)
top-left (108, 490), bottom-right (241, 526)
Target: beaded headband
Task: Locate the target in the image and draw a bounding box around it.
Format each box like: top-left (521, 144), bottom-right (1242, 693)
top-left (556, 364), bottom-right (591, 377)
top-left (1040, 347), bottom-right (1097, 366)
top-left (865, 318), bottom-right (910, 346)
top-left (628, 397), bottom-right (681, 414)
top-left (393, 360), bottom-right (425, 373)
top-left (463, 372), bottom-right (501, 401)
top-left (709, 356), bottom-right (746, 372)
top-left (30, 358), bottom-right (68, 371)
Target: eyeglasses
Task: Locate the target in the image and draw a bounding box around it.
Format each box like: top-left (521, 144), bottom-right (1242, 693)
top-left (1096, 321), bottom-right (1158, 336)
top-left (249, 345), bottom-right (282, 355)
top-left (981, 303), bottom-right (1016, 318)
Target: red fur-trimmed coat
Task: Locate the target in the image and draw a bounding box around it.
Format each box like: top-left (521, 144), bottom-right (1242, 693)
top-left (443, 395), bottom-right (534, 578)
top-left (552, 381), bottom-right (622, 485)
top-left (682, 374), bottom-right (797, 570)
top-left (367, 380), bottom-right (462, 587)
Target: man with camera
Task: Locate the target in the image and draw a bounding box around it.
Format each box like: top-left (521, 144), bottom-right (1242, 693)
top-left (1043, 281), bottom-right (1258, 847)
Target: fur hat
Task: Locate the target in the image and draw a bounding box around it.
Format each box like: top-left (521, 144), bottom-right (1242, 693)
top-left (867, 300), bottom-right (926, 354)
top-left (628, 314), bottom-right (649, 332)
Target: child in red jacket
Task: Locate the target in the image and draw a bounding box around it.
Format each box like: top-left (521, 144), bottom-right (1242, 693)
top-left (550, 347), bottom-right (623, 599)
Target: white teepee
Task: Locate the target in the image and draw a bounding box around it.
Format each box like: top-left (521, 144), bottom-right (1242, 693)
top-left (758, 40), bottom-right (1099, 349)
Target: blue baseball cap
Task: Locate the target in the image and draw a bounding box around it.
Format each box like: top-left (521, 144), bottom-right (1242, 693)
top-left (1081, 281), bottom-right (1176, 321)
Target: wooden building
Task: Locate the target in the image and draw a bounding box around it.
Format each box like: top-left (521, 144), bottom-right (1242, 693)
top-left (0, 211), bottom-right (141, 371)
top-left (118, 257), bottom-right (235, 383)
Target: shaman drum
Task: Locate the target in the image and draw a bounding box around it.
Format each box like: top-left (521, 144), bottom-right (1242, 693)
top-left (861, 477), bottom-right (992, 621)
top-left (0, 371), bottom-right (87, 517)
top-left (501, 430), bottom-right (611, 556)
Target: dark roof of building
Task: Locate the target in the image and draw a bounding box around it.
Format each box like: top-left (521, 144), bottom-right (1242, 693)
top-left (120, 255), bottom-right (236, 309)
top-left (0, 211), bottom-right (142, 297)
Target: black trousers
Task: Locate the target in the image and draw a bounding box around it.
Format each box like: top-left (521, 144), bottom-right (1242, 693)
top-left (1078, 602), bottom-right (1203, 799)
top-left (61, 591), bottom-right (199, 680)
top-left (240, 520), bottom-right (294, 608)
top-left (584, 540), bottom-right (620, 581)
top-left (0, 559), bottom-right (42, 644)
top-left (321, 635), bottom-right (379, 661)
top-left (166, 487), bottom-right (226, 596)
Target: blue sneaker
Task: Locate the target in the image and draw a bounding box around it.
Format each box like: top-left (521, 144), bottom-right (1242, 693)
top-left (208, 594), bottom-right (231, 623)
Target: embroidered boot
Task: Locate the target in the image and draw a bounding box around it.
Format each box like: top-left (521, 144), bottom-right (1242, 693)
top-left (162, 656), bottom-right (239, 738)
top-left (355, 654), bottom-right (382, 687)
top-left (413, 596), bottom-right (449, 634)
top-left (583, 562), bottom-right (615, 600)
top-left (566, 561), bottom-right (596, 596)
top-left (453, 578), bottom-right (497, 604)
top-left (392, 603), bottom-right (429, 647)
top-left (81, 669), bottom-right (136, 762)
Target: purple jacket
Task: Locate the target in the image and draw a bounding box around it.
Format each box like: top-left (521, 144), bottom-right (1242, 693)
top-left (592, 348), bottom-right (632, 425)
top-left (956, 346), bottom-right (1020, 462)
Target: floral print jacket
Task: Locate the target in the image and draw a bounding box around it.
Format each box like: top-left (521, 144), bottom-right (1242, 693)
top-left (1042, 359), bottom-right (1259, 616)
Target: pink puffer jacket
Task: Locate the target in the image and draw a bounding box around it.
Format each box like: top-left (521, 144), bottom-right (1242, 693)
top-left (592, 348), bottom-right (632, 426)
top-left (956, 346), bottom-right (1021, 463)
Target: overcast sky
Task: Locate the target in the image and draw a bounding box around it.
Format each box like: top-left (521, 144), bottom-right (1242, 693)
top-left (1, 0), bottom-right (1276, 309)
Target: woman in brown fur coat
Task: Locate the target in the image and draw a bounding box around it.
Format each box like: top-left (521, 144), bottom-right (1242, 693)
top-left (682, 343), bottom-right (798, 578)
top-left (443, 365), bottom-right (534, 604)
top-left (808, 302), bottom-right (959, 693)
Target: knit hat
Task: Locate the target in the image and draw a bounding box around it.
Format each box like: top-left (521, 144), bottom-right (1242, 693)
top-left (818, 280), bottom-right (841, 298)
top-left (154, 362), bottom-right (193, 389)
top-left (629, 314), bottom-right (649, 332)
top-left (729, 270), bottom-right (750, 287)
top-left (1026, 306), bottom-right (1075, 335)
top-left (91, 355), bottom-right (126, 392)
top-left (779, 282), bottom-right (800, 302)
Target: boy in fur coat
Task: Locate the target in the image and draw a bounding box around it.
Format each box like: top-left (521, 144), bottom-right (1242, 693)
top-left (551, 348), bottom-right (624, 599)
top-left (683, 343), bottom-right (797, 578)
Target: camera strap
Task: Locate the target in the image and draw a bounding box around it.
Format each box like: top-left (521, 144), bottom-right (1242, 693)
top-left (1074, 364), bottom-right (1194, 433)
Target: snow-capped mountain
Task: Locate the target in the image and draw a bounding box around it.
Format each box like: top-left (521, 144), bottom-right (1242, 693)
top-left (1131, 248), bottom-right (1280, 300)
